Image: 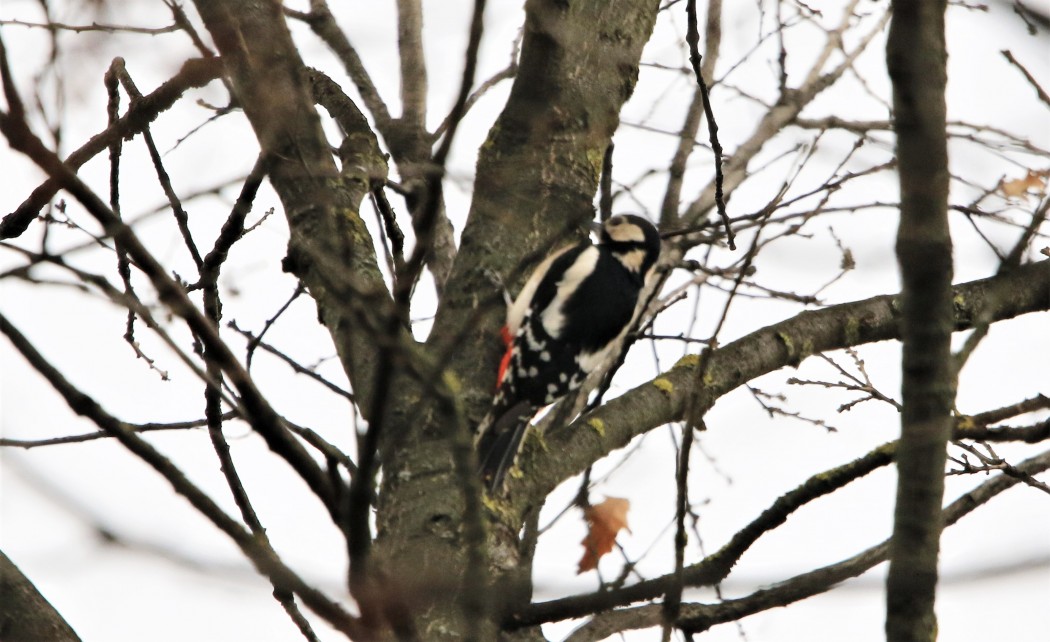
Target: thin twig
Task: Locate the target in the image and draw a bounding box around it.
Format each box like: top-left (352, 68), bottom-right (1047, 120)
top-left (685, 0), bottom-right (733, 249)
top-left (228, 320), bottom-right (354, 401)
top-left (562, 448), bottom-right (1050, 640)
top-left (0, 18), bottom-right (180, 35)
top-left (0, 312), bottom-right (361, 638)
top-left (2, 57), bottom-right (225, 239)
top-left (0, 82), bottom-right (339, 520)
top-left (0, 414), bottom-right (236, 449)
top-left (1001, 49), bottom-right (1050, 108)
top-left (110, 58), bottom-right (204, 269)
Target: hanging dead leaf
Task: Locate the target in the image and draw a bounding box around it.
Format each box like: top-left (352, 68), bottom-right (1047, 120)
top-left (998, 169), bottom-right (1049, 199)
top-left (577, 497), bottom-right (631, 574)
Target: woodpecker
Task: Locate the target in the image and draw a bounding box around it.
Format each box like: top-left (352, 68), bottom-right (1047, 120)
top-left (476, 214), bottom-right (662, 492)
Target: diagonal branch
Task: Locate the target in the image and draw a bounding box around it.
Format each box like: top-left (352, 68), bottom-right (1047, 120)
top-left (293, 0), bottom-right (394, 134)
top-left (684, 0), bottom-right (731, 248)
top-left (678, 2), bottom-right (890, 238)
top-left (660, 0), bottom-right (721, 226)
top-left (515, 441), bottom-right (896, 627)
top-left (1, 57), bottom-right (224, 239)
top-left (513, 259), bottom-right (1050, 509)
top-left (0, 93), bottom-right (339, 518)
top-left (563, 447), bottom-right (1050, 641)
top-left (192, 0), bottom-right (395, 411)
top-left (0, 313), bottom-right (362, 638)
top-left (513, 409), bottom-right (1050, 628)
top-left (0, 550), bottom-right (82, 642)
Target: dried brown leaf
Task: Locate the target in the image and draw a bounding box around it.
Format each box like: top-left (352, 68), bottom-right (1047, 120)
top-left (577, 497), bottom-right (631, 574)
top-left (999, 169), bottom-right (1049, 199)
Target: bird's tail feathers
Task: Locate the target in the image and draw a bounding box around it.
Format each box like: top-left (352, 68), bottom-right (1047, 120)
top-left (476, 400), bottom-right (536, 492)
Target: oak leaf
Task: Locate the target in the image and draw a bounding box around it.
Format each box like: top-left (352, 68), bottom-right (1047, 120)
top-left (577, 497), bottom-right (631, 573)
top-left (999, 169), bottom-right (1048, 199)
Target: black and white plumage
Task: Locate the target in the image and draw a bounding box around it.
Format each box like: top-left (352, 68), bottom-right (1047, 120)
top-left (475, 214), bottom-right (662, 492)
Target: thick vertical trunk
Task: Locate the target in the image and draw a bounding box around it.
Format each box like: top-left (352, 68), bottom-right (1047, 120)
top-left (375, 1), bottom-right (662, 639)
top-left (191, 1), bottom-right (661, 638)
top-left (885, 1), bottom-right (953, 640)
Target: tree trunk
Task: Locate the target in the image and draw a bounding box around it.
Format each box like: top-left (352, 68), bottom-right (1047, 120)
top-left (0, 551), bottom-right (82, 642)
top-left (885, 1), bottom-right (953, 640)
top-left (191, 0), bottom-right (394, 410)
top-left (375, 1), bottom-right (662, 639)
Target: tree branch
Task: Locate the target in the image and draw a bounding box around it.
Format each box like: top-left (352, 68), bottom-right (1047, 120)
top-left (0, 550), bottom-right (82, 642)
top-left (0, 314), bottom-right (362, 638)
top-left (396, 0), bottom-right (428, 130)
top-left (192, 0), bottom-right (395, 411)
top-left (562, 447), bottom-right (1050, 640)
top-left (1, 57), bottom-right (224, 239)
top-left (514, 259), bottom-right (1050, 508)
top-left (679, 1), bottom-right (890, 236)
top-left (515, 401), bottom-right (1050, 628)
top-left (516, 440), bottom-right (896, 627)
top-left (0, 88), bottom-right (339, 519)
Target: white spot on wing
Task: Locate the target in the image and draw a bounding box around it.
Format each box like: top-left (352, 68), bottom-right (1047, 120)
top-left (578, 340), bottom-right (619, 374)
top-left (524, 324), bottom-right (546, 350)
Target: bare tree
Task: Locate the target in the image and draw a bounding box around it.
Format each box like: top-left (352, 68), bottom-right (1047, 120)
top-left (1, 1), bottom-right (1048, 641)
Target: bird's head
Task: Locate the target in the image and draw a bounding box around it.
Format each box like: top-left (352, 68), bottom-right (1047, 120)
top-left (598, 214), bottom-right (661, 275)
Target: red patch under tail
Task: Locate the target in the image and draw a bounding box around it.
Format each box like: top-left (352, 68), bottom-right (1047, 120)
top-left (496, 325), bottom-right (514, 389)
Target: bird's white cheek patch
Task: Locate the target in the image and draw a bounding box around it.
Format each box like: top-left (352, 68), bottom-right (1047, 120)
top-left (606, 222), bottom-right (647, 244)
top-left (617, 248), bottom-right (647, 273)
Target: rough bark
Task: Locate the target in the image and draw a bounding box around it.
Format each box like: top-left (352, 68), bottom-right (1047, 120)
top-left (371, 1), bottom-right (662, 639)
top-left (885, 1), bottom-right (953, 640)
top-left (428, 0), bottom-right (663, 411)
top-left (0, 551), bottom-right (81, 642)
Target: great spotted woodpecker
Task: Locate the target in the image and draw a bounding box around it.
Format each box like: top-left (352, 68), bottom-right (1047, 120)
top-left (475, 214), bottom-right (662, 491)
